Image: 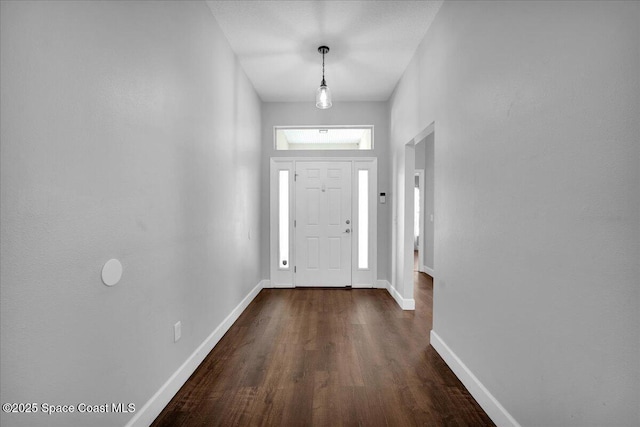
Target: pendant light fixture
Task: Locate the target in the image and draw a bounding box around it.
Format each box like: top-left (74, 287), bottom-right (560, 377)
top-left (315, 46), bottom-right (332, 109)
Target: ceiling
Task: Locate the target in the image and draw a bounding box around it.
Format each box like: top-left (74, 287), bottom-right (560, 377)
top-left (205, 1), bottom-right (443, 103)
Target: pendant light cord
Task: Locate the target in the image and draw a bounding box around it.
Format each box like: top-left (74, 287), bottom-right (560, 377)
top-left (322, 51), bottom-right (326, 85)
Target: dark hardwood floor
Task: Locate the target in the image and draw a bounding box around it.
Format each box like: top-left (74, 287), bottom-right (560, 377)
top-left (152, 264), bottom-right (494, 426)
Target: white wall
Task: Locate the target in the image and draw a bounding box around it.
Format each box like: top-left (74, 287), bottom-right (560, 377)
top-left (0, 2), bottom-right (262, 426)
top-left (260, 102), bottom-right (391, 282)
top-left (389, 1), bottom-right (639, 426)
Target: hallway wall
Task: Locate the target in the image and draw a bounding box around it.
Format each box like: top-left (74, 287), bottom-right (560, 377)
top-left (0, 2), bottom-right (262, 426)
top-left (389, 1), bottom-right (639, 426)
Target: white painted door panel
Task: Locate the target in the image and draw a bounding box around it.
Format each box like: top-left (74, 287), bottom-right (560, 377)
top-left (295, 162), bottom-right (352, 286)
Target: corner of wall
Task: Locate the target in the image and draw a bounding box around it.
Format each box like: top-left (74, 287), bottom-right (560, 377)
top-left (125, 281), bottom-right (264, 427)
top-left (385, 280), bottom-right (415, 310)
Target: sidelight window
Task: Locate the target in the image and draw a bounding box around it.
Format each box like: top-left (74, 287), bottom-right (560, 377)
top-left (278, 170), bottom-right (289, 269)
top-left (358, 169), bottom-right (369, 269)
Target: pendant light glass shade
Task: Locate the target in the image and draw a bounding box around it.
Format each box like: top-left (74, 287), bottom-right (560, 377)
top-left (316, 46), bottom-right (332, 109)
top-left (316, 81), bottom-right (332, 109)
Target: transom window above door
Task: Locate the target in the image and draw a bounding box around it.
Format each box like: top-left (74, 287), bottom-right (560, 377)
top-left (274, 126), bottom-right (373, 150)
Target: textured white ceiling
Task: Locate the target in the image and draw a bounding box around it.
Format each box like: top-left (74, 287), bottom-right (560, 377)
top-left (206, 1), bottom-right (443, 102)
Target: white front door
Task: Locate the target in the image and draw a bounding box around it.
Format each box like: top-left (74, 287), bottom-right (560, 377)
top-left (295, 161), bottom-right (352, 287)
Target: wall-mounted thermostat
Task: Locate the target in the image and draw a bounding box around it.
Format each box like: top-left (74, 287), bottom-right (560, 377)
top-left (379, 192), bottom-right (386, 204)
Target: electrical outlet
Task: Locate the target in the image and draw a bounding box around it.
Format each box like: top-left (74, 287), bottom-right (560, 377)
top-left (174, 321), bottom-right (181, 343)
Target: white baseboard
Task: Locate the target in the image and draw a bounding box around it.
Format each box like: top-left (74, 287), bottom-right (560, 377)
top-left (387, 281), bottom-right (415, 310)
top-left (430, 330), bottom-right (521, 427)
top-left (261, 279), bottom-right (272, 288)
top-left (125, 280), bottom-right (264, 427)
top-left (418, 263), bottom-right (434, 278)
top-left (375, 279), bottom-right (390, 289)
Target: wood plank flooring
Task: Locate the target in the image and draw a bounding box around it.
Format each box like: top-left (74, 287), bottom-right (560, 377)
top-left (152, 269), bottom-right (494, 426)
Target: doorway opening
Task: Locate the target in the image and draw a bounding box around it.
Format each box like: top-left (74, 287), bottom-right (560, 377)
top-left (414, 169), bottom-right (424, 272)
top-left (403, 123), bottom-right (435, 306)
top-left (414, 133), bottom-right (434, 278)
top-left (270, 158), bottom-right (377, 288)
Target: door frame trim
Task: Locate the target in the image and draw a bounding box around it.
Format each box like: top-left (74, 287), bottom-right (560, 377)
top-left (415, 168), bottom-right (426, 274)
top-left (401, 122), bottom-right (434, 305)
top-left (269, 157), bottom-right (377, 288)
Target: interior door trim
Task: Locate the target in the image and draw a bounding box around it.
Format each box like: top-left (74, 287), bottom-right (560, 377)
top-left (269, 157), bottom-right (377, 288)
